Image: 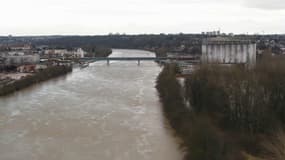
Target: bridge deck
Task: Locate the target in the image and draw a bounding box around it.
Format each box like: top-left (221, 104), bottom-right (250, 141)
top-left (80, 57), bottom-right (200, 61)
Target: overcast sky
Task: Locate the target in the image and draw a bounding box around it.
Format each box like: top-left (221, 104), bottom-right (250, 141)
top-left (0, 0), bottom-right (285, 35)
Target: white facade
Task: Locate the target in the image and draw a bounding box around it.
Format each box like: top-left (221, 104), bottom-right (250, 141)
top-left (10, 44), bottom-right (32, 51)
top-left (8, 51), bottom-right (25, 56)
top-left (73, 48), bottom-right (85, 58)
top-left (202, 38), bottom-right (256, 66)
top-left (44, 48), bottom-right (85, 58)
top-left (5, 54), bottom-right (40, 65)
top-left (44, 49), bottom-right (68, 56)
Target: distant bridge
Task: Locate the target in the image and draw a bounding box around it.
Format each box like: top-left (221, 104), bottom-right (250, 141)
top-left (79, 57), bottom-right (200, 65)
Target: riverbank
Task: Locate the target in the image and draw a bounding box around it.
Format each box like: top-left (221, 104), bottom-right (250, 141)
top-left (0, 66), bottom-right (72, 96)
top-left (156, 55), bottom-right (285, 160)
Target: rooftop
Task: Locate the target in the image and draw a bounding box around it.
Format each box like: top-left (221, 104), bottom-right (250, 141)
top-left (202, 37), bottom-right (255, 45)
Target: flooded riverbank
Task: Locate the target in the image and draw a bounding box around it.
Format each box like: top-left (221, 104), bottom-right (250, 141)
top-left (0, 49), bottom-right (182, 160)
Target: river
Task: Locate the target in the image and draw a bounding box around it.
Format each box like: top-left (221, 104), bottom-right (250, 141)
top-left (0, 49), bottom-right (182, 160)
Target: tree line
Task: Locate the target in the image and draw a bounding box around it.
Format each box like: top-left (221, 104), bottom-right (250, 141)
top-left (82, 46), bottom-right (112, 57)
top-left (156, 54), bottom-right (285, 160)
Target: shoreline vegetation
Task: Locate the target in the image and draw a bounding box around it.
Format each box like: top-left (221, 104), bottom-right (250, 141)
top-left (82, 46), bottom-right (112, 58)
top-left (156, 54), bottom-right (285, 160)
top-left (0, 46), bottom-right (112, 97)
top-left (0, 66), bottom-right (72, 96)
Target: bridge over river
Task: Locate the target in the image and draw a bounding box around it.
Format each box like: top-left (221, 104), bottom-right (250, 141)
top-left (80, 56), bottom-right (200, 65)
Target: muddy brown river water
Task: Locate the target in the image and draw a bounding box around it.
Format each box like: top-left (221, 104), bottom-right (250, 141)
top-left (0, 49), bottom-right (182, 160)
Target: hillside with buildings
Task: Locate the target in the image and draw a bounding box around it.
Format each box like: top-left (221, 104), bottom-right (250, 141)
top-left (0, 40), bottom-right (113, 96)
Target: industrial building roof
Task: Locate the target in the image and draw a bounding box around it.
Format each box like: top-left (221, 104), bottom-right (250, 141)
top-left (202, 37), bottom-right (255, 45)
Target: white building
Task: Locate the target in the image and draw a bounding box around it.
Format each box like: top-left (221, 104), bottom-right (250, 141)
top-left (44, 49), bottom-right (68, 57)
top-left (73, 48), bottom-right (85, 58)
top-left (8, 51), bottom-right (25, 56)
top-left (10, 44), bottom-right (32, 51)
top-left (201, 37), bottom-right (256, 66)
top-left (5, 54), bottom-right (40, 65)
top-left (44, 48), bottom-right (85, 58)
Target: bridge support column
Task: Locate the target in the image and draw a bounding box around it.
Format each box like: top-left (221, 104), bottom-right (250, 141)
top-left (107, 59), bottom-right (110, 66)
top-left (138, 60), bottom-right (140, 66)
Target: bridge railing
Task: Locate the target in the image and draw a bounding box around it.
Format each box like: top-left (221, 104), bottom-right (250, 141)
top-left (79, 57), bottom-right (201, 65)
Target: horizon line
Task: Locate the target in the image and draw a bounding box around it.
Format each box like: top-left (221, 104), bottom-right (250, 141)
top-left (1, 32), bottom-right (285, 37)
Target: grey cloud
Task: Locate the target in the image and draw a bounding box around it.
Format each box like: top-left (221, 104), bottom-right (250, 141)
top-left (160, 0), bottom-right (229, 4)
top-left (244, 0), bottom-right (285, 10)
top-left (160, 0), bottom-right (237, 4)
top-left (159, 0), bottom-right (285, 10)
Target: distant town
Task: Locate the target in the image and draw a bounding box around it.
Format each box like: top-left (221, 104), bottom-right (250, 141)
top-left (0, 32), bottom-right (284, 93)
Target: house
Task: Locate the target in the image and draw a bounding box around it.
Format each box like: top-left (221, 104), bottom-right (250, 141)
top-left (44, 49), bottom-right (68, 57)
top-left (281, 48), bottom-right (285, 55)
top-left (8, 51), bottom-right (25, 56)
top-left (17, 64), bottom-right (47, 73)
top-left (44, 48), bottom-right (85, 58)
top-left (9, 44), bottom-right (32, 51)
top-left (73, 48), bottom-right (85, 58)
top-left (17, 65), bottom-right (36, 73)
top-left (5, 54), bottom-right (40, 65)
top-left (35, 64), bottom-right (48, 71)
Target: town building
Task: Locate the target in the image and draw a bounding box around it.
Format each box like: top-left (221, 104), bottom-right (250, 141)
top-left (17, 64), bottom-right (47, 73)
top-left (201, 37), bottom-right (256, 66)
top-left (5, 54), bottom-right (40, 65)
top-left (44, 48), bottom-right (86, 58)
top-left (9, 44), bottom-right (32, 51)
top-left (7, 51), bottom-right (25, 56)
